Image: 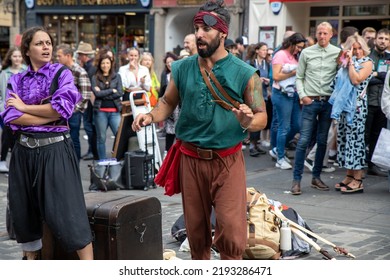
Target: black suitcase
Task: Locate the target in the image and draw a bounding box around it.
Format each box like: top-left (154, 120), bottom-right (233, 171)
top-left (42, 192), bottom-right (163, 260)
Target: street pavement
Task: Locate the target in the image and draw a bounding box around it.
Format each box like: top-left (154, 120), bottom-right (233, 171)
top-left (0, 131), bottom-right (389, 261)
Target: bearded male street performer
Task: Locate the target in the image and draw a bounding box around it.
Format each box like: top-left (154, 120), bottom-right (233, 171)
top-left (132, 0), bottom-right (267, 260)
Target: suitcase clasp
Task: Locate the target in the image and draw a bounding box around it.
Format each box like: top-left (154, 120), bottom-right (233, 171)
top-left (135, 223), bottom-right (147, 243)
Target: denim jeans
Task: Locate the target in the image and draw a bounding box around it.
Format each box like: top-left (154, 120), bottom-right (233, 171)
top-left (68, 111), bottom-right (82, 160)
top-left (272, 88), bottom-right (301, 160)
top-left (94, 111), bottom-right (121, 160)
top-left (293, 100), bottom-right (332, 181)
top-left (270, 100), bottom-right (278, 149)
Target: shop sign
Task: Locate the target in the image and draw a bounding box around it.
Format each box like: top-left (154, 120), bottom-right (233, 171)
top-left (0, 9), bottom-right (12, 27)
top-left (36, 0), bottom-right (137, 6)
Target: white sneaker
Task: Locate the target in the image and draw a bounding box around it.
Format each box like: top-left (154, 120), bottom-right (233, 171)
top-left (260, 140), bottom-right (270, 148)
top-left (304, 159), bottom-right (314, 171)
top-left (269, 148), bottom-right (277, 160)
top-left (322, 166), bottom-right (336, 173)
top-left (305, 159), bottom-right (335, 173)
top-left (0, 161), bottom-right (9, 173)
top-left (269, 148), bottom-right (291, 163)
top-left (241, 145), bottom-right (246, 151)
top-left (276, 158), bottom-right (292, 170)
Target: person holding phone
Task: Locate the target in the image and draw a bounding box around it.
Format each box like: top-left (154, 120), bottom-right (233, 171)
top-left (118, 47), bottom-right (151, 101)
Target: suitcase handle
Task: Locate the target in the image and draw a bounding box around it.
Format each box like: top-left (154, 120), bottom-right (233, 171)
top-left (135, 223), bottom-right (147, 243)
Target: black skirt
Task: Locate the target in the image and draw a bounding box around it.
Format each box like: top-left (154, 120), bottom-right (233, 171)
top-left (8, 132), bottom-right (92, 252)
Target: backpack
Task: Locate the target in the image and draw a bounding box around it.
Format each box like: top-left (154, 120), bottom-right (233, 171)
top-left (171, 209), bottom-right (216, 243)
top-left (243, 187), bottom-right (282, 260)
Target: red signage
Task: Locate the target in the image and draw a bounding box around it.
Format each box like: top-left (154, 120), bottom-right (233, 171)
top-left (269, 0), bottom-right (327, 2)
top-left (154, 0), bottom-right (234, 8)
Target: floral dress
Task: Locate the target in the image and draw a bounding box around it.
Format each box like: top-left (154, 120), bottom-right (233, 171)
top-left (337, 56), bottom-right (373, 169)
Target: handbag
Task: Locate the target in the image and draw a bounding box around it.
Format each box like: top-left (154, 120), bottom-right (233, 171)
top-left (372, 128), bottom-right (390, 170)
top-left (89, 160), bottom-right (125, 191)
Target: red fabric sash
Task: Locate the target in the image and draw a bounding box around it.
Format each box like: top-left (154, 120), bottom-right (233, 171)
top-left (154, 140), bottom-right (183, 196)
top-left (154, 139), bottom-right (242, 196)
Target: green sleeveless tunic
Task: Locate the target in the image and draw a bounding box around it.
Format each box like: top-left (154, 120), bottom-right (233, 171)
top-left (171, 53), bottom-right (256, 149)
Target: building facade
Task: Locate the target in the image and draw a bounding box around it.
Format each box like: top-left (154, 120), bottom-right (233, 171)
top-left (1, 0), bottom-right (390, 74)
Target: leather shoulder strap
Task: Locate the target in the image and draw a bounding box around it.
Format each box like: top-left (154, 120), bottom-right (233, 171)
top-left (198, 59), bottom-right (240, 110)
top-left (50, 65), bottom-right (68, 95)
top-left (208, 71), bottom-right (240, 109)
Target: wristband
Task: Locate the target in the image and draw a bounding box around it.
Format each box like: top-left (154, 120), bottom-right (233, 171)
top-left (146, 112), bottom-right (154, 123)
top-left (240, 121), bottom-right (251, 132)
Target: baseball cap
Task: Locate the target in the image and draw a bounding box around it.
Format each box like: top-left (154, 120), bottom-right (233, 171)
top-left (224, 39), bottom-right (236, 48)
top-left (235, 36), bottom-right (248, 46)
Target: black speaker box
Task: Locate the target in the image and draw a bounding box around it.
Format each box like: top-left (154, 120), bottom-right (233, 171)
top-left (124, 150), bottom-right (155, 191)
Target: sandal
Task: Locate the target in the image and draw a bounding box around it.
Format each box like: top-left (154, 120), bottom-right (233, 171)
top-left (335, 175), bottom-right (354, 191)
top-left (340, 178), bottom-right (364, 194)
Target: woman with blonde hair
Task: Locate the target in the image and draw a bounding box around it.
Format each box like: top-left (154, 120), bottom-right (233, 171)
top-left (140, 52), bottom-right (160, 108)
top-left (332, 34), bottom-right (373, 193)
top-left (118, 47), bottom-right (151, 101)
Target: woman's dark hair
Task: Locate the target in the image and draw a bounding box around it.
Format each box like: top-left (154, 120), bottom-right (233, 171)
top-left (21, 26), bottom-right (54, 66)
top-left (95, 53), bottom-right (115, 85)
top-left (281, 32), bottom-right (307, 57)
top-left (245, 44), bottom-right (257, 62)
top-left (199, 0), bottom-right (230, 26)
top-left (281, 33), bottom-right (307, 50)
top-left (163, 52), bottom-right (178, 73)
top-left (1, 46), bottom-right (22, 69)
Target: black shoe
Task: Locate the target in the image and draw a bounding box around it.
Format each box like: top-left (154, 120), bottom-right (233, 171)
top-left (82, 153), bottom-right (94, 160)
top-left (328, 154), bottom-right (337, 164)
top-left (249, 148), bottom-right (261, 157)
top-left (286, 140), bottom-right (297, 151)
top-left (255, 145), bottom-right (266, 155)
top-left (367, 165), bottom-right (388, 177)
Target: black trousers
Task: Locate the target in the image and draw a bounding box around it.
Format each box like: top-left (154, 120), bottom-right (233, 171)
top-left (1, 125), bottom-right (16, 161)
top-left (365, 105), bottom-right (387, 165)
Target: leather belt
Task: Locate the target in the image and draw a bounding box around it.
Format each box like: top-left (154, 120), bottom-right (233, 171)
top-left (182, 142), bottom-right (216, 160)
top-left (181, 141), bottom-right (241, 160)
top-left (308, 96), bottom-right (330, 101)
top-left (18, 133), bottom-right (70, 148)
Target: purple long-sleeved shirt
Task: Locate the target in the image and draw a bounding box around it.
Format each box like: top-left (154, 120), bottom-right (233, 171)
top-left (0, 63), bottom-right (81, 132)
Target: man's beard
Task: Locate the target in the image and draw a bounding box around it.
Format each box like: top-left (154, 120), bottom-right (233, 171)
top-left (376, 44), bottom-right (387, 52)
top-left (197, 35), bottom-right (221, 58)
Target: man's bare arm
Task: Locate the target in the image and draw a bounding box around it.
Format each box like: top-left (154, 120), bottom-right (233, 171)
top-left (240, 74), bottom-right (267, 131)
top-left (132, 78), bottom-right (180, 132)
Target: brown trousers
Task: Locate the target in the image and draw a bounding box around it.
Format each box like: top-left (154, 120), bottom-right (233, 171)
top-left (179, 149), bottom-right (247, 260)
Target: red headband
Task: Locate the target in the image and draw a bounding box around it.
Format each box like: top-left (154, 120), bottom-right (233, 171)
top-left (193, 11), bottom-right (229, 35)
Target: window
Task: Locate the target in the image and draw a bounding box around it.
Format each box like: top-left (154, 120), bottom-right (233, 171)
top-left (310, 6), bottom-right (339, 17)
top-left (343, 5), bottom-right (387, 17)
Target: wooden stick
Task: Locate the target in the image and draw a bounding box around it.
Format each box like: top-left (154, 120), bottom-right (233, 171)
top-left (290, 227), bottom-right (335, 260)
top-left (272, 207), bottom-right (356, 259)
